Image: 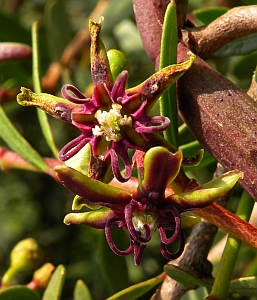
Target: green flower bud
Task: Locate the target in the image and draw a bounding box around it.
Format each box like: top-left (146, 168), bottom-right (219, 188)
top-left (29, 263), bottom-right (55, 290)
top-left (1, 238), bottom-right (43, 287)
top-left (107, 49), bottom-right (130, 81)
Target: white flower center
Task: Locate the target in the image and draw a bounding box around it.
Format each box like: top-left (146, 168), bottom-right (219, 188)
top-left (92, 104), bottom-right (132, 142)
top-left (132, 209), bottom-right (159, 236)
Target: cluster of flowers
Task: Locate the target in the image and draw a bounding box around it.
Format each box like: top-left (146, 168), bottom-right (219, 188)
top-left (17, 18), bottom-right (242, 265)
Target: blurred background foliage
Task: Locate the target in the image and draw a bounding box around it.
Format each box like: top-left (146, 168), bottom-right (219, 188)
top-left (0, 0), bottom-right (256, 299)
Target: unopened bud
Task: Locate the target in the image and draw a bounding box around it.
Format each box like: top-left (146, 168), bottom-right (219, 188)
top-left (27, 263), bottom-right (55, 290)
top-left (1, 238), bottom-right (43, 287)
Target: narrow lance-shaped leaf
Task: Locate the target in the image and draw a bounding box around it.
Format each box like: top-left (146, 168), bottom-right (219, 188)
top-left (74, 280), bottom-right (93, 300)
top-left (159, 0), bottom-right (179, 147)
top-left (32, 21), bottom-right (59, 158)
top-left (0, 106), bottom-right (48, 172)
top-left (106, 273), bottom-right (166, 300)
top-left (42, 265), bottom-right (66, 300)
top-left (164, 264), bottom-right (213, 289)
top-left (230, 276), bottom-right (257, 297)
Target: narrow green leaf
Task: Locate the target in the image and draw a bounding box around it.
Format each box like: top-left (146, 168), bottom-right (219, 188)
top-left (159, 1), bottom-right (178, 148)
top-left (42, 265), bottom-right (66, 300)
top-left (215, 33), bottom-right (257, 57)
top-left (0, 106), bottom-right (48, 172)
top-left (0, 286), bottom-right (40, 300)
top-left (44, 0), bottom-right (71, 61)
top-left (106, 273), bottom-right (165, 300)
top-left (193, 7), bottom-right (229, 24)
top-left (230, 276), bottom-right (257, 297)
top-left (32, 22), bottom-right (59, 158)
top-left (164, 264), bottom-right (213, 289)
top-left (0, 11), bottom-right (31, 44)
top-left (73, 280), bottom-right (93, 300)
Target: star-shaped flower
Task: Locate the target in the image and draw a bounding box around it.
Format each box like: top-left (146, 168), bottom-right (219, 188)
top-left (17, 18), bottom-right (195, 182)
top-left (55, 146), bottom-right (242, 265)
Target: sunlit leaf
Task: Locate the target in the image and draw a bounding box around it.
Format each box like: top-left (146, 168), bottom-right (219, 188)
top-left (32, 22), bottom-right (59, 158)
top-left (42, 265), bottom-right (66, 300)
top-left (159, 1), bottom-right (178, 147)
top-left (106, 273), bottom-right (165, 300)
top-left (164, 264), bottom-right (212, 288)
top-left (73, 280), bottom-right (93, 300)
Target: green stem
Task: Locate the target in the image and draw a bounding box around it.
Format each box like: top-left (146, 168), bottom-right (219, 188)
top-left (208, 190), bottom-right (254, 300)
top-left (159, 0), bottom-right (178, 148)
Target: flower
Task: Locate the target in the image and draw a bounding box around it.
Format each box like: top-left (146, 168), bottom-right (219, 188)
top-left (55, 146), bottom-right (242, 265)
top-left (17, 18), bottom-right (196, 182)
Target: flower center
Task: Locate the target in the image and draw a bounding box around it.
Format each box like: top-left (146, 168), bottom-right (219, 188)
top-left (132, 208), bottom-right (159, 236)
top-left (92, 104), bottom-right (132, 142)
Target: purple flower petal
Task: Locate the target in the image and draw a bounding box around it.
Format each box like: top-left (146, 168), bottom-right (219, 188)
top-left (160, 231), bottom-right (185, 260)
top-left (59, 134), bottom-right (91, 161)
top-left (133, 241), bottom-right (146, 266)
top-left (135, 116), bottom-right (170, 133)
top-left (62, 84), bottom-right (90, 103)
top-left (159, 206), bottom-right (181, 245)
top-left (111, 70), bottom-right (128, 101)
top-left (105, 216), bottom-right (134, 256)
top-left (109, 148), bottom-right (132, 183)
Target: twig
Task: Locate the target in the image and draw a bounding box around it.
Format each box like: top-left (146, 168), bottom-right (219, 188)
top-left (181, 5), bottom-right (257, 59)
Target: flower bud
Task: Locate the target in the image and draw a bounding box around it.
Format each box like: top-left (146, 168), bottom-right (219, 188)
top-left (1, 238), bottom-right (43, 287)
top-left (28, 263), bottom-right (55, 290)
top-left (107, 49), bottom-right (130, 81)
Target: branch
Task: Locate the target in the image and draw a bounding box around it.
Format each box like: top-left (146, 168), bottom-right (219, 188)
top-left (182, 5), bottom-right (257, 59)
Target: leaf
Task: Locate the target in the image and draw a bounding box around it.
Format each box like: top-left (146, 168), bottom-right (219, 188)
top-left (106, 273), bottom-right (165, 300)
top-left (42, 265), bottom-right (66, 300)
top-left (164, 264), bottom-right (213, 289)
top-left (230, 276), bottom-right (257, 297)
top-left (32, 22), bottom-right (59, 158)
top-left (73, 280), bottom-right (93, 300)
top-left (0, 106), bottom-right (49, 172)
top-left (0, 286), bottom-right (40, 300)
top-left (193, 7), bottom-right (230, 24)
top-left (215, 33), bottom-right (257, 57)
top-left (44, 0), bottom-right (71, 61)
top-left (0, 11), bottom-right (31, 44)
top-left (159, 1), bottom-right (178, 147)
